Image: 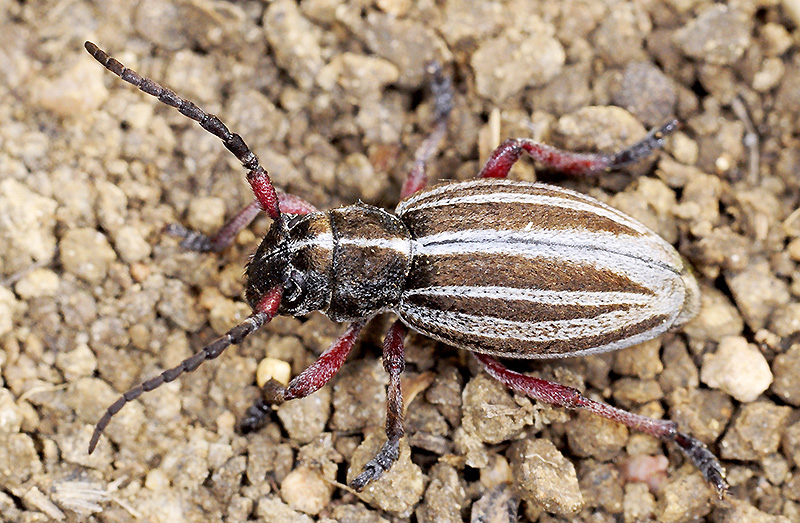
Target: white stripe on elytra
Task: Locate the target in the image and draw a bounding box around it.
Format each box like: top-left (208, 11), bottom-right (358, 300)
top-left (403, 286), bottom-right (655, 305)
top-left (401, 190), bottom-right (651, 235)
top-left (399, 300), bottom-right (678, 345)
top-left (400, 309), bottom-right (678, 359)
top-left (397, 179), bottom-right (635, 224)
top-left (412, 228), bottom-right (680, 273)
top-left (397, 178), bottom-right (524, 210)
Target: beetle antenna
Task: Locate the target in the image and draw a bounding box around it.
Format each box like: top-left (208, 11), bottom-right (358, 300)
top-left (88, 286), bottom-right (283, 454)
top-left (84, 41), bottom-right (280, 219)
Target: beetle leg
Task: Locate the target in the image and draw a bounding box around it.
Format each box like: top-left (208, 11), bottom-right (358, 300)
top-left (240, 320), bottom-right (365, 433)
top-left (474, 353), bottom-right (728, 498)
top-left (478, 120), bottom-right (679, 178)
top-left (165, 200), bottom-right (262, 252)
top-left (400, 62), bottom-right (454, 199)
top-left (166, 191), bottom-right (318, 253)
top-left (350, 321), bottom-right (408, 491)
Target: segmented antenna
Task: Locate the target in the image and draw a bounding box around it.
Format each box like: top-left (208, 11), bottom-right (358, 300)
top-left (84, 41), bottom-right (281, 219)
top-left (88, 286), bottom-right (283, 453)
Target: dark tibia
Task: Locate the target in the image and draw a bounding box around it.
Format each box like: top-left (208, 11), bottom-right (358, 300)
top-left (478, 119), bottom-right (680, 179)
top-left (88, 286), bottom-right (282, 454)
top-left (474, 353), bottom-right (727, 498)
top-left (239, 320), bottom-right (365, 432)
top-left (165, 200), bottom-right (263, 252)
top-left (350, 321), bottom-right (408, 491)
top-left (84, 41), bottom-right (280, 219)
top-left (400, 61), bottom-right (454, 199)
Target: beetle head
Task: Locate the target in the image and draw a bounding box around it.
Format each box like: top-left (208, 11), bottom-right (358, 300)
top-left (246, 212), bottom-right (333, 317)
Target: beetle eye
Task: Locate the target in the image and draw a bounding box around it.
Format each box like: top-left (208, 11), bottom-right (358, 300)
top-left (282, 271), bottom-right (306, 305)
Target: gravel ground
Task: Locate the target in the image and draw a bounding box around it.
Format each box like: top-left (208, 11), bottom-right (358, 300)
top-left (1, 0), bottom-right (800, 521)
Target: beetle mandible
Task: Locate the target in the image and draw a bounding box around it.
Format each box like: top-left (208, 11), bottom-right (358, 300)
top-left (84, 41), bottom-right (727, 497)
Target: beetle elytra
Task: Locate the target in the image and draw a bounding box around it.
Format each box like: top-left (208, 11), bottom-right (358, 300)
top-left (84, 41), bottom-right (726, 497)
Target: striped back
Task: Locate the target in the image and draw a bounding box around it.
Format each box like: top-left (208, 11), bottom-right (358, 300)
top-left (395, 179), bottom-right (693, 358)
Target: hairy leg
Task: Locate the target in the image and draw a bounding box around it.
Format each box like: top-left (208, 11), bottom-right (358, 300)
top-left (350, 321), bottom-right (408, 491)
top-left (475, 353), bottom-right (727, 498)
top-left (240, 320), bottom-right (366, 433)
top-left (400, 62), bottom-right (454, 199)
top-left (477, 120), bottom-right (679, 179)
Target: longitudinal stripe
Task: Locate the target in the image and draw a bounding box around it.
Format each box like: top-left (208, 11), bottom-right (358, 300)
top-left (397, 300), bottom-right (676, 358)
top-left (400, 196), bottom-right (642, 239)
top-left (412, 229), bottom-right (678, 274)
top-left (401, 303), bottom-right (671, 342)
top-left (405, 252), bottom-right (656, 294)
top-left (397, 179), bottom-right (650, 236)
top-left (404, 286), bottom-right (655, 306)
top-left (402, 289), bottom-right (632, 323)
top-left (401, 191), bottom-right (649, 236)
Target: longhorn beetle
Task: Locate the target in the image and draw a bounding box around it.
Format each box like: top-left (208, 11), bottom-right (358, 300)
top-left (84, 41), bottom-right (727, 497)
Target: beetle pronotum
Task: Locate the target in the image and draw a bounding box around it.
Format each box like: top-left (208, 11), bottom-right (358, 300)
top-left (84, 41), bottom-right (727, 497)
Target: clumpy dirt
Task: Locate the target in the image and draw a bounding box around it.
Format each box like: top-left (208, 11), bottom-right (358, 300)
top-left (1, 0), bottom-right (799, 521)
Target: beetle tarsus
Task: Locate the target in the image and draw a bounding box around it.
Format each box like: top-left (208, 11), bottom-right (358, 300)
top-left (240, 398), bottom-right (273, 434)
top-left (673, 431), bottom-right (728, 499)
top-left (608, 118), bottom-right (680, 168)
top-left (350, 437), bottom-right (401, 491)
top-left (164, 223), bottom-right (216, 252)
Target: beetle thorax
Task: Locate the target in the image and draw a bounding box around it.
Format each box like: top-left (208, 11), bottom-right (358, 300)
top-left (246, 203), bottom-right (412, 322)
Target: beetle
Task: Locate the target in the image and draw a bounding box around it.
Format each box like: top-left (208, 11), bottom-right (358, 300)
top-left (84, 41), bottom-right (726, 497)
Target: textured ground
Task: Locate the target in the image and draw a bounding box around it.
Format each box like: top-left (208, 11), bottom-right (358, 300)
top-left (1, 0), bottom-right (800, 521)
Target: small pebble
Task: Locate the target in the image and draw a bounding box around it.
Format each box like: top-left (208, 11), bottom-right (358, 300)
top-left (771, 344), bottom-right (800, 405)
top-left (59, 228), bottom-right (117, 285)
top-left (0, 179), bottom-right (57, 275)
top-left (256, 496), bottom-right (314, 523)
top-left (470, 483), bottom-right (518, 523)
top-left (280, 465), bottom-right (333, 515)
top-left (619, 454), bottom-right (669, 492)
top-left (726, 260), bottom-right (790, 332)
top-left (0, 287), bottom-right (23, 337)
top-left (14, 268), bottom-right (60, 299)
top-left (461, 374), bottom-right (532, 444)
top-left (720, 401), bottom-right (791, 461)
top-left (415, 463), bottom-right (466, 523)
top-left (471, 21), bottom-right (564, 103)
top-left (673, 5), bottom-right (751, 65)
top-left (277, 387), bottom-right (331, 444)
top-left (700, 336), bottom-right (772, 402)
top-left (623, 482), bottom-right (656, 523)
top-left (655, 467), bottom-right (713, 522)
top-left (509, 437), bottom-right (583, 515)
top-left (113, 226), bottom-right (151, 264)
top-left (54, 343), bottom-right (97, 381)
top-left (257, 357), bottom-right (292, 388)
top-left (186, 196), bottom-right (226, 236)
